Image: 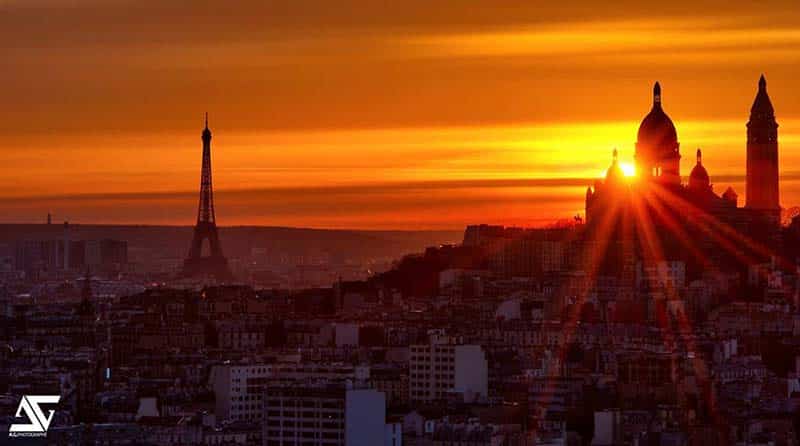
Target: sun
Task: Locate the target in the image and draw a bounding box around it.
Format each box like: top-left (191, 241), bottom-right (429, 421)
top-left (620, 162), bottom-right (636, 177)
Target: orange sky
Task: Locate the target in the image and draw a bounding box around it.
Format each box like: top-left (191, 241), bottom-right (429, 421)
top-left (1, 1), bottom-right (800, 229)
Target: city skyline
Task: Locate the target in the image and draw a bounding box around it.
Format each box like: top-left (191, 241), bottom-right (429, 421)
top-left (2, 1), bottom-right (800, 229)
top-left (4, 3), bottom-right (800, 443)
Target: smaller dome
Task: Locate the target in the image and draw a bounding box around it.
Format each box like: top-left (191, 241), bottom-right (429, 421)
top-left (722, 186), bottom-right (738, 204)
top-left (604, 148), bottom-right (625, 185)
top-left (689, 148), bottom-right (710, 190)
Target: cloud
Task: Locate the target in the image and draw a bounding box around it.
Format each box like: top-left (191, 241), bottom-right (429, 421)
top-left (402, 19), bottom-right (800, 58)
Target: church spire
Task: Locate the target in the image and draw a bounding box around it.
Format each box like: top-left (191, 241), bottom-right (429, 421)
top-left (750, 74), bottom-right (774, 118)
top-left (653, 82), bottom-right (661, 107)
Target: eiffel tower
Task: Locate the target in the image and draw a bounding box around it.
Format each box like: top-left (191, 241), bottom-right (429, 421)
top-left (182, 114), bottom-right (233, 280)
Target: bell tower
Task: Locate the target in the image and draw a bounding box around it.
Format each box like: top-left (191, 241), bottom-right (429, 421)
top-left (746, 75), bottom-right (780, 214)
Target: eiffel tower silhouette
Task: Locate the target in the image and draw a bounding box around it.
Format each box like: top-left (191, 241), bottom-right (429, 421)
top-left (182, 114), bottom-right (233, 280)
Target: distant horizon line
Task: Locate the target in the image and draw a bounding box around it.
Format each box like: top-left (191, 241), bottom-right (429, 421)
top-left (0, 222), bottom-right (467, 233)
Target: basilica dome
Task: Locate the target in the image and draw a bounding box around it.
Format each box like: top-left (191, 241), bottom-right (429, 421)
top-left (636, 82), bottom-right (678, 160)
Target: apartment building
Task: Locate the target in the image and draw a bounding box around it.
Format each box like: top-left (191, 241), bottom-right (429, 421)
top-left (263, 383), bottom-right (385, 446)
top-left (409, 337), bottom-right (488, 404)
top-left (211, 362), bottom-right (370, 423)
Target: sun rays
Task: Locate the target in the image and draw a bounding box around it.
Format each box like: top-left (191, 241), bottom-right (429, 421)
top-left (537, 175), bottom-right (788, 432)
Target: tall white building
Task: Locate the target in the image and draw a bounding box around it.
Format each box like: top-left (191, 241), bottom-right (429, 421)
top-left (210, 363), bottom-right (272, 422)
top-left (262, 383), bottom-right (386, 446)
top-left (211, 362), bottom-right (371, 423)
top-left (409, 338), bottom-right (488, 403)
top-left (345, 389), bottom-right (386, 446)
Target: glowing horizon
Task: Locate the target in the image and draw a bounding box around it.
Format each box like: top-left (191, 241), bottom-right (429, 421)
top-left (1, 1), bottom-right (799, 229)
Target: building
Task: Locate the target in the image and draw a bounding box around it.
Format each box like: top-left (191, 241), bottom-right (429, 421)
top-left (217, 322), bottom-right (267, 350)
top-left (262, 383), bottom-right (386, 446)
top-left (13, 237), bottom-right (127, 274)
top-left (410, 336), bottom-right (488, 403)
top-left (85, 239), bottom-right (128, 271)
top-left (584, 77), bottom-right (782, 281)
top-left (210, 363), bottom-right (272, 422)
top-left (211, 362), bottom-right (372, 423)
top-left (746, 75), bottom-right (780, 216)
top-left (369, 366), bottom-right (409, 408)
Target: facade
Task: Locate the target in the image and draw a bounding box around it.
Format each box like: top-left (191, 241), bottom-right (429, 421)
top-left (345, 389), bottom-right (387, 446)
top-left (211, 362), bottom-right (372, 423)
top-left (370, 366), bottom-right (409, 407)
top-left (262, 383), bottom-right (386, 446)
top-left (217, 322), bottom-right (268, 350)
top-left (210, 363), bottom-right (272, 422)
top-left (410, 337), bottom-right (488, 403)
